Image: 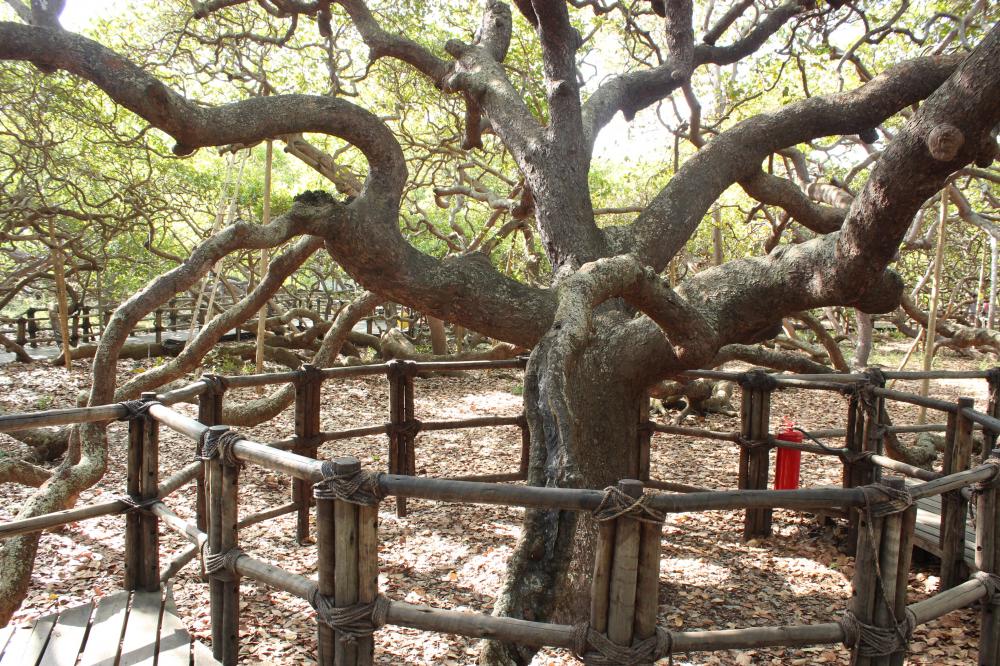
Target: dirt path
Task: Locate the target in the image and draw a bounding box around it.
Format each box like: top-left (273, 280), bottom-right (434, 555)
top-left (0, 345), bottom-right (992, 664)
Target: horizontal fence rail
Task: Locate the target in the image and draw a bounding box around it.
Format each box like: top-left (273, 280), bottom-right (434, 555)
top-left (4, 365), bottom-right (1000, 664)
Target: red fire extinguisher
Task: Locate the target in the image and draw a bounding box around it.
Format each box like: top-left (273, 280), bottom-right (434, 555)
top-left (774, 417), bottom-right (803, 490)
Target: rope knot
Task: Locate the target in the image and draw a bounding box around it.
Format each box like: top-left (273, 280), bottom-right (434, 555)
top-left (975, 571), bottom-right (1000, 604)
top-left (838, 608), bottom-right (915, 657)
top-left (117, 399), bottom-right (158, 422)
top-left (314, 461), bottom-right (385, 506)
top-left (571, 623), bottom-right (674, 665)
top-left (310, 591), bottom-right (390, 643)
top-left (387, 420), bottom-right (421, 437)
top-left (205, 547), bottom-right (244, 581)
top-left (593, 486), bottom-right (665, 524)
top-left (118, 494), bottom-right (158, 513)
top-left (197, 428), bottom-right (243, 467)
top-left (861, 484), bottom-right (915, 518)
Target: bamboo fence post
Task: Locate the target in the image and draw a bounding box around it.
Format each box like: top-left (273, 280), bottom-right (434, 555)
top-left (197, 376), bottom-right (226, 535)
top-left (871, 477), bottom-right (910, 666)
top-left (15, 317), bottom-right (26, 346)
top-left (206, 425), bottom-right (227, 662)
top-left (844, 387), bottom-right (863, 555)
top-left (335, 458), bottom-right (361, 665)
top-left (738, 370), bottom-right (773, 539)
top-left (889, 480), bottom-right (918, 666)
top-left (315, 464), bottom-right (336, 664)
top-left (976, 448), bottom-right (1000, 665)
top-left (584, 479), bottom-right (663, 663)
top-left (168, 299), bottom-right (178, 329)
top-left (357, 477), bottom-right (379, 666)
top-left (124, 392), bottom-right (160, 592)
top-left (294, 364), bottom-right (322, 543)
top-left (220, 432), bottom-right (241, 666)
top-left (387, 360), bottom-right (418, 517)
top-left (986, 370), bottom-right (1000, 461)
top-left (849, 486), bottom-right (886, 666)
top-left (941, 397), bottom-right (974, 590)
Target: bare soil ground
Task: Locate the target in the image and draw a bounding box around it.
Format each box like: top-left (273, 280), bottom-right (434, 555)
top-left (0, 340), bottom-right (990, 665)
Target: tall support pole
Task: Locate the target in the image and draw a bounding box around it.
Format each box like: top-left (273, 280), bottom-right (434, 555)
top-left (940, 397), bottom-right (974, 590)
top-left (738, 370), bottom-right (773, 539)
top-left (255, 140), bottom-right (273, 387)
top-left (387, 360), bottom-right (417, 517)
top-left (124, 392), bottom-right (160, 592)
top-left (919, 189), bottom-right (949, 424)
top-left (977, 449), bottom-right (1000, 665)
top-left (294, 364), bottom-right (322, 543)
top-left (844, 387), bottom-right (864, 555)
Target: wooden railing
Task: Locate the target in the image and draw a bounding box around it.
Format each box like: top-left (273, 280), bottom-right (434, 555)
top-left (2, 365), bottom-right (1000, 665)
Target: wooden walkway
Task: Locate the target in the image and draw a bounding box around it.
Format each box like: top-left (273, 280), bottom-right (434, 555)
top-left (0, 588), bottom-right (218, 666)
top-left (910, 485), bottom-right (977, 569)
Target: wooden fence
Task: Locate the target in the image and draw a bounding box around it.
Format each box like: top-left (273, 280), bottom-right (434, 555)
top-left (2, 363), bottom-right (1000, 665)
top-left (0, 293), bottom-right (416, 352)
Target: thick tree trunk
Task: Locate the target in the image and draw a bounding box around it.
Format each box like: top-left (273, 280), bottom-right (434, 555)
top-left (481, 327), bottom-right (645, 665)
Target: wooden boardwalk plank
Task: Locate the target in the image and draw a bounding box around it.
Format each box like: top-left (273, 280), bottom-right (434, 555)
top-left (910, 485), bottom-right (977, 568)
top-left (192, 640), bottom-right (218, 666)
top-left (0, 625), bottom-right (15, 659)
top-left (38, 600), bottom-right (94, 666)
top-left (0, 627), bottom-right (33, 665)
top-left (7, 612), bottom-right (57, 666)
top-left (157, 586), bottom-right (191, 666)
top-left (78, 592), bottom-right (131, 666)
top-left (119, 591), bottom-right (162, 666)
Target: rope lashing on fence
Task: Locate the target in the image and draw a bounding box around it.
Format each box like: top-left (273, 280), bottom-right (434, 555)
top-left (386, 419), bottom-right (422, 437)
top-left (197, 428), bottom-right (244, 467)
top-left (838, 607), bottom-right (917, 658)
top-left (736, 369), bottom-right (778, 392)
top-left (205, 547), bottom-right (245, 582)
top-left (592, 485), bottom-right (666, 524)
top-left (310, 591), bottom-right (390, 644)
top-left (313, 461), bottom-right (385, 506)
top-left (860, 483), bottom-right (915, 519)
top-left (116, 399), bottom-right (158, 421)
top-left (968, 458), bottom-right (1000, 522)
top-left (974, 571), bottom-right (1000, 603)
top-left (117, 494), bottom-right (159, 513)
top-left (735, 435), bottom-right (771, 450)
top-left (572, 623), bottom-right (674, 666)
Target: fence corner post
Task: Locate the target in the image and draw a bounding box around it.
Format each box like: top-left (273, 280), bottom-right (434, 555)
top-left (294, 363), bottom-right (322, 544)
top-left (738, 369), bottom-right (773, 540)
top-left (977, 448), bottom-right (1000, 665)
top-left (941, 397), bottom-right (974, 590)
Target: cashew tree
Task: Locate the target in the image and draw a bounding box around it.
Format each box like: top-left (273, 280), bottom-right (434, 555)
top-left (0, 1), bottom-right (998, 663)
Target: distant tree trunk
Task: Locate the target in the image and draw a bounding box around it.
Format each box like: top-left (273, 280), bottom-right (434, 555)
top-left (852, 310), bottom-right (873, 370)
top-left (427, 316), bottom-right (448, 354)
